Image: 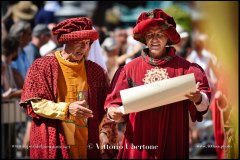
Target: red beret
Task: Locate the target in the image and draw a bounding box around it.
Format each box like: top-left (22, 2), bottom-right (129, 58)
top-left (133, 9), bottom-right (180, 45)
top-left (52, 17), bottom-right (99, 44)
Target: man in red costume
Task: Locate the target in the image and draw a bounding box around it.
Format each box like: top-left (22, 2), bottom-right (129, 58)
top-left (210, 69), bottom-right (232, 159)
top-left (20, 17), bottom-right (117, 159)
top-left (105, 9), bottom-right (211, 158)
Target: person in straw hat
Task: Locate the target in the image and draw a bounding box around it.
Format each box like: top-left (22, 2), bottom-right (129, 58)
top-left (19, 17), bottom-right (117, 159)
top-left (105, 9), bottom-right (211, 158)
top-left (10, 1), bottom-right (38, 27)
top-left (2, 1), bottom-right (38, 33)
top-left (12, 1), bottom-right (38, 21)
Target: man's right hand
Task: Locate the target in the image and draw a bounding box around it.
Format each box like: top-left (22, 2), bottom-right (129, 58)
top-left (108, 107), bottom-right (123, 122)
top-left (69, 100), bottom-right (93, 118)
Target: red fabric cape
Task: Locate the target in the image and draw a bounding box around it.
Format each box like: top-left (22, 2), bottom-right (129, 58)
top-left (210, 75), bottom-right (229, 159)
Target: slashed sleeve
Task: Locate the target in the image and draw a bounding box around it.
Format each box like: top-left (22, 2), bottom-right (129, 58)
top-left (186, 63), bottom-right (212, 122)
top-left (30, 99), bottom-right (69, 120)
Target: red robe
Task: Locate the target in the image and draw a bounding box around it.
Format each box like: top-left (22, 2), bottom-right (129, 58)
top-left (210, 71), bottom-right (230, 159)
top-left (20, 53), bottom-right (109, 159)
top-left (210, 97), bottom-right (224, 159)
top-left (105, 47), bottom-right (211, 158)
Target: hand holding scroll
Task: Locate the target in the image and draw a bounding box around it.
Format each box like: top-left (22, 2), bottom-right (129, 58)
top-left (185, 82), bottom-right (202, 104)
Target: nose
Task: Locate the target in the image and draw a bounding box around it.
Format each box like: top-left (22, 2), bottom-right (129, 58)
top-left (152, 34), bottom-right (159, 41)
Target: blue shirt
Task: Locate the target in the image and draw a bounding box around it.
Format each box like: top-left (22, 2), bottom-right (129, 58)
top-left (24, 42), bottom-right (41, 66)
top-left (11, 48), bottom-right (30, 79)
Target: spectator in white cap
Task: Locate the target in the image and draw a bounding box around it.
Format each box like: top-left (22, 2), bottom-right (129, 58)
top-left (174, 24), bottom-right (191, 59)
top-left (101, 37), bottom-right (120, 81)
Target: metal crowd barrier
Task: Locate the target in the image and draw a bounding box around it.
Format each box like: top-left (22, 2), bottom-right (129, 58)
top-left (1, 98), bottom-right (28, 159)
top-left (1, 98), bottom-right (27, 124)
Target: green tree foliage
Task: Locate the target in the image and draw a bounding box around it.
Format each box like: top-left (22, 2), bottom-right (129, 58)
top-left (164, 4), bottom-right (192, 32)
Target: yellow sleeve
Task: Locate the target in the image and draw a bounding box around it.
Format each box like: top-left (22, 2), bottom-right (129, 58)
top-left (30, 99), bottom-right (70, 120)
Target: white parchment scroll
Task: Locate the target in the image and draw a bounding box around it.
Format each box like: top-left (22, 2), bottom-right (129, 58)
top-left (119, 73), bottom-right (196, 114)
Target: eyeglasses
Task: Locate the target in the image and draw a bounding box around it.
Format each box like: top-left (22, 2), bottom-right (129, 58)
top-left (76, 90), bottom-right (89, 127)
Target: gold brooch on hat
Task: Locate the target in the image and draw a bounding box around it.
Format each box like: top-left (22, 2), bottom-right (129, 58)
top-left (147, 11), bottom-right (154, 19)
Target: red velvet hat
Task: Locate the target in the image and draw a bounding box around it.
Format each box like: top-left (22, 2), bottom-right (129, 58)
top-left (133, 9), bottom-right (180, 45)
top-left (52, 17), bottom-right (99, 44)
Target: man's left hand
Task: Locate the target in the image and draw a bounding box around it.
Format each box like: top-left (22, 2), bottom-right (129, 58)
top-left (99, 132), bottom-right (109, 146)
top-left (99, 132), bottom-right (110, 158)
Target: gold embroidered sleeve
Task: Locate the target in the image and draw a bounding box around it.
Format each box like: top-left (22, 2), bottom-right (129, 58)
top-left (30, 99), bottom-right (70, 120)
top-left (99, 114), bottom-right (118, 145)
